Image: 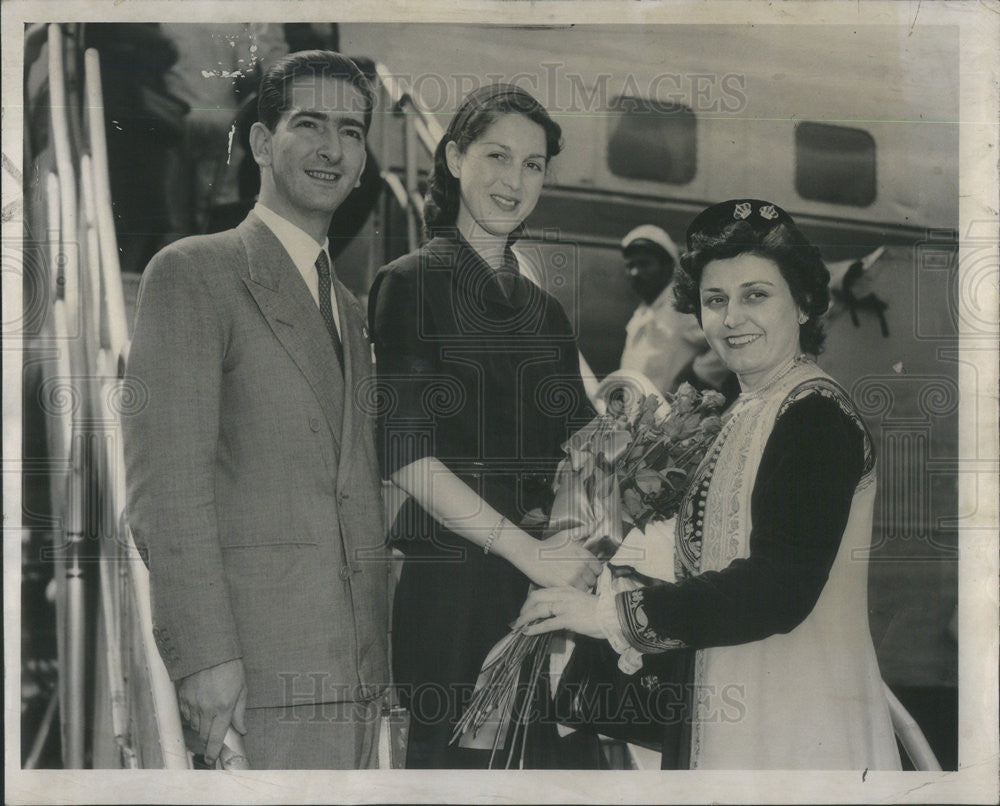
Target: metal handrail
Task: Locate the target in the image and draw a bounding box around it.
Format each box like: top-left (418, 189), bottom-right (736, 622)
top-left (82, 43), bottom-right (191, 770)
top-left (374, 61), bottom-right (443, 155)
top-left (84, 48), bottom-right (128, 359)
top-left (373, 62), bottom-right (444, 254)
top-left (47, 23), bottom-right (86, 770)
top-left (32, 25), bottom-right (193, 769)
top-left (381, 171), bottom-right (409, 210)
top-left (884, 682), bottom-right (942, 771)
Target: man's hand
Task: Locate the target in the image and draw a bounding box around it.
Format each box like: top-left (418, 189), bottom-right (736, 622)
top-left (177, 658), bottom-right (247, 765)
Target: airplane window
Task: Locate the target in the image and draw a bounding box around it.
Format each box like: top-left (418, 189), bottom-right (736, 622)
top-left (606, 96), bottom-right (697, 185)
top-left (795, 122), bottom-right (877, 207)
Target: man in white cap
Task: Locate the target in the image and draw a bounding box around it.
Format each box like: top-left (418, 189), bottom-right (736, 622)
top-left (618, 224), bottom-right (732, 398)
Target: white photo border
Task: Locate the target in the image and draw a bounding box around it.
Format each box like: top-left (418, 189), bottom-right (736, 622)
top-left (3, 1), bottom-right (997, 803)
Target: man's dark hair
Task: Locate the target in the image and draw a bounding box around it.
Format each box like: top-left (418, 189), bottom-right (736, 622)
top-left (257, 50), bottom-right (374, 133)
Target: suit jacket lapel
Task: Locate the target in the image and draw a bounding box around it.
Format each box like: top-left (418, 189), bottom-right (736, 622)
top-left (333, 276), bottom-right (368, 489)
top-left (237, 214), bottom-right (345, 452)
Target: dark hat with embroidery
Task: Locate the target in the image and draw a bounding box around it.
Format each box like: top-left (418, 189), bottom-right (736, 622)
top-left (685, 199), bottom-right (797, 251)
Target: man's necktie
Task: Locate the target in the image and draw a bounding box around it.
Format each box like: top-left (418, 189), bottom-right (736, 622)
top-left (314, 250), bottom-right (345, 373)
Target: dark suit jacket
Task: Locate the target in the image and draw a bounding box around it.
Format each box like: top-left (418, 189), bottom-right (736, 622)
top-left (123, 212), bottom-right (389, 708)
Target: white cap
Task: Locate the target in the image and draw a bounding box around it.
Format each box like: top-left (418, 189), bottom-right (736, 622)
top-left (621, 224), bottom-right (679, 265)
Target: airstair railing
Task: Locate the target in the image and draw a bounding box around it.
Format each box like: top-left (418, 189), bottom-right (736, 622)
top-left (373, 62), bottom-right (442, 254)
top-left (34, 23), bottom-right (193, 769)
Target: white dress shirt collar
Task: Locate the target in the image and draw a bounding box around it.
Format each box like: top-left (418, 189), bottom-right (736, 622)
top-left (253, 203), bottom-right (341, 334)
top-left (254, 203), bottom-right (329, 275)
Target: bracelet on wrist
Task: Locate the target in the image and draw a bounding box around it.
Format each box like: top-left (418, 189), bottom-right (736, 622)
top-left (483, 516), bottom-right (507, 555)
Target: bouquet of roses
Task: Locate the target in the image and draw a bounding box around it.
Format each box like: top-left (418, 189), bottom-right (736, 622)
top-left (451, 380), bottom-right (726, 766)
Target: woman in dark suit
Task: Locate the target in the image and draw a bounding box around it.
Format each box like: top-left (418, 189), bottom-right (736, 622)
top-left (369, 84), bottom-right (601, 768)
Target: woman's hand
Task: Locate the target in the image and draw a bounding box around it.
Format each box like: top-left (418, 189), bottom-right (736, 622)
top-left (508, 525), bottom-right (601, 590)
top-left (511, 587), bottom-right (604, 639)
top-left (392, 460), bottom-right (599, 588)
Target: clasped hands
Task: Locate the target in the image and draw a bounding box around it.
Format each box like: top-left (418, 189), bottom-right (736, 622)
top-left (511, 523), bottom-right (605, 639)
top-left (511, 523), bottom-right (602, 591)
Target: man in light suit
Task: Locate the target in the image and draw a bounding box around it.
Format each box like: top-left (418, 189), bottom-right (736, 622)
top-left (123, 51), bottom-right (389, 769)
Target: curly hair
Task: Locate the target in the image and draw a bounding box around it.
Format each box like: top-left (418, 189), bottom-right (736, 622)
top-left (258, 50), bottom-right (374, 134)
top-left (673, 200), bottom-right (831, 354)
top-left (423, 84), bottom-right (563, 236)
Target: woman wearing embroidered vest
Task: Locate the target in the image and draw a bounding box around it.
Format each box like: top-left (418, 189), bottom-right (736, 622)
top-left (516, 199), bottom-right (901, 770)
top-left (368, 85), bottom-right (601, 768)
